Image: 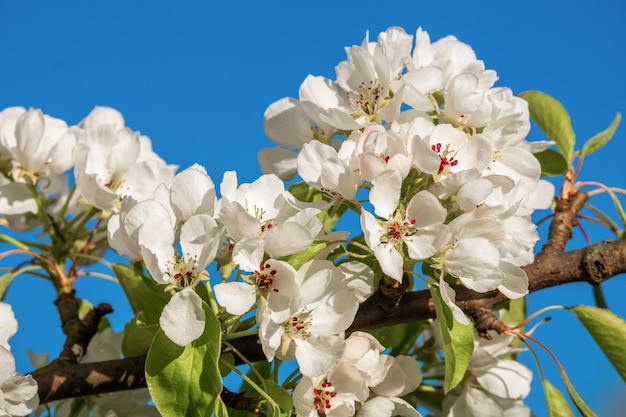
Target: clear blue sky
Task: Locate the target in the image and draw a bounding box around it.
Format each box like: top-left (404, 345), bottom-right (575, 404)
top-left (1, 1), bottom-right (625, 416)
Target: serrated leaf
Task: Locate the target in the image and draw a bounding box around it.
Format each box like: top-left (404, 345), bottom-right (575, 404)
top-left (112, 263), bottom-right (169, 325)
top-left (580, 112), bottom-right (621, 157)
top-left (264, 379), bottom-right (293, 413)
top-left (534, 149), bottom-right (568, 176)
top-left (570, 305), bottom-right (626, 382)
top-left (122, 314), bottom-right (159, 357)
top-left (543, 379), bottom-right (576, 417)
top-left (520, 91), bottom-right (575, 163)
top-left (428, 284), bottom-right (474, 393)
top-left (146, 302), bottom-right (222, 417)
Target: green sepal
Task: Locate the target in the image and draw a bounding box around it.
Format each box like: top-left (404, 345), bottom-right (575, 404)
top-left (520, 90), bottom-right (576, 164)
top-left (534, 148), bottom-right (568, 176)
top-left (146, 301), bottom-right (223, 417)
top-left (570, 305), bottom-right (626, 382)
top-left (428, 283), bottom-right (474, 393)
top-left (579, 112), bottom-right (621, 157)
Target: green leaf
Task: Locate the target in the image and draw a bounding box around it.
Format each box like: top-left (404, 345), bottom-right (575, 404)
top-left (146, 301), bottom-right (222, 417)
top-left (112, 263), bottom-right (169, 325)
top-left (580, 112), bottom-right (621, 157)
top-left (534, 149), bottom-right (568, 176)
top-left (428, 283), bottom-right (474, 393)
top-left (214, 398), bottom-right (230, 417)
top-left (279, 240), bottom-right (329, 270)
top-left (369, 321), bottom-right (423, 356)
top-left (558, 363), bottom-right (598, 417)
top-left (543, 379), bottom-right (576, 417)
top-left (264, 379), bottom-right (293, 413)
top-left (0, 272), bottom-right (16, 301)
top-left (288, 181), bottom-right (326, 203)
top-left (122, 314), bottom-right (159, 357)
top-left (520, 91), bottom-right (576, 163)
top-left (570, 305), bottom-right (626, 382)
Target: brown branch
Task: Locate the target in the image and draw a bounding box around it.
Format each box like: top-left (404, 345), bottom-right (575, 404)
top-left (31, 191), bottom-right (626, 403)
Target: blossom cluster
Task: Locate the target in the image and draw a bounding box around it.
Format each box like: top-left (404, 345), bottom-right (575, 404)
top-left (261, 26), bottom-right (554, 322)
top-left (0, 25), bottom-right (552, 417)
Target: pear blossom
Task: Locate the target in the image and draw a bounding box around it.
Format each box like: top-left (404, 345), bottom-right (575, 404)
top-left (259, 96), bottom-right (337, 180)
top-left (0, 107), bottom-right (75, 182)
top-left (293, 332), bottom-right (423, 417)
top-left (214, 258), bottom-right (302, 322)
top-left (297, 140), bottom-right (361, 200)
top-left (137, 213), bottom-right (223, 346)
top-left (218, 173), bottom-right (323, 272)
top-left (74, 106), bottom-right (176, 211)
top-left (361, 188), bottom-right (449, 281)
top-left (258, 260), bottom-right (359, 377)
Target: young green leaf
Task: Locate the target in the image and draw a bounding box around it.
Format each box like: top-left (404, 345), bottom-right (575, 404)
top-left (112, 263), bottom-right (169, 325)
top-left (428, 283), bottom-right (474, 393)
top-left (279, 240), bottom-right (329, 270)
top-left (264, 379), bottom-right (293, 414)
top-left (580, 112), bottom-right (621, 157)
top-left (519, 91), bottom-right (576, 164)
top-left (570, 305), bottom-right (626, 382)
top-left (0, 271), bottom-right (15, 301)
top-left (122, 314), bottom-right (159, 357)
top-left (146, 301), bottom-right (222, 417)
top-left (214, 398), bottom-right (230, 417)
top-left (534, 149), bottom-right (568, 176)
top-left (557, 363), bottom-right (598, 417)
top-left (543, 379), bottom-right (576, 417)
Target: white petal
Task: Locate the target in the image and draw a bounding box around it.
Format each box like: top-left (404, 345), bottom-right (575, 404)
top-left (371, 355), bottom-right (423, 397)
top-left (160, 289), bottom-right (205, 346)
top-left (374, 243), bottom-right (404, 282)
top-left (476, 360), bottom-right (532, 400)
top-left (214, 282), bottom-right (256, 316)
top-left (371, 170), bottom-right (401, 219)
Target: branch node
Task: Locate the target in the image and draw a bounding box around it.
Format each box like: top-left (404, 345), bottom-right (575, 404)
top-left (468, 306), bottom-right (506, 339)
top-left (374, 274), bottom-right (409, 315)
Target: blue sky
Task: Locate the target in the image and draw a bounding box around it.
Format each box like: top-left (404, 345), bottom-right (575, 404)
top-left (1, 1), bottom-right (625, 415)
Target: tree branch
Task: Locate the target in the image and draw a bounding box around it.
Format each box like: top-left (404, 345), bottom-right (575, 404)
top-left (31, 191), bottom-right (626, 404)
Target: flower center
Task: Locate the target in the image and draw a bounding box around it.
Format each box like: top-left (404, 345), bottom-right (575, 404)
top-left (313, 378), bottom-right (337, 415)
top-left (284, 311), bottom-right (312, 339)
top-left (431, 142), bottom-right (459, 174)
top-left (380, 213), bottom-right (417, 246)
top-left (254, 263), bottom-right (279, 293)
top-left (166, 253), bottom-right (200, 288)
top-left (347, 80), bottom-right (391, 124)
